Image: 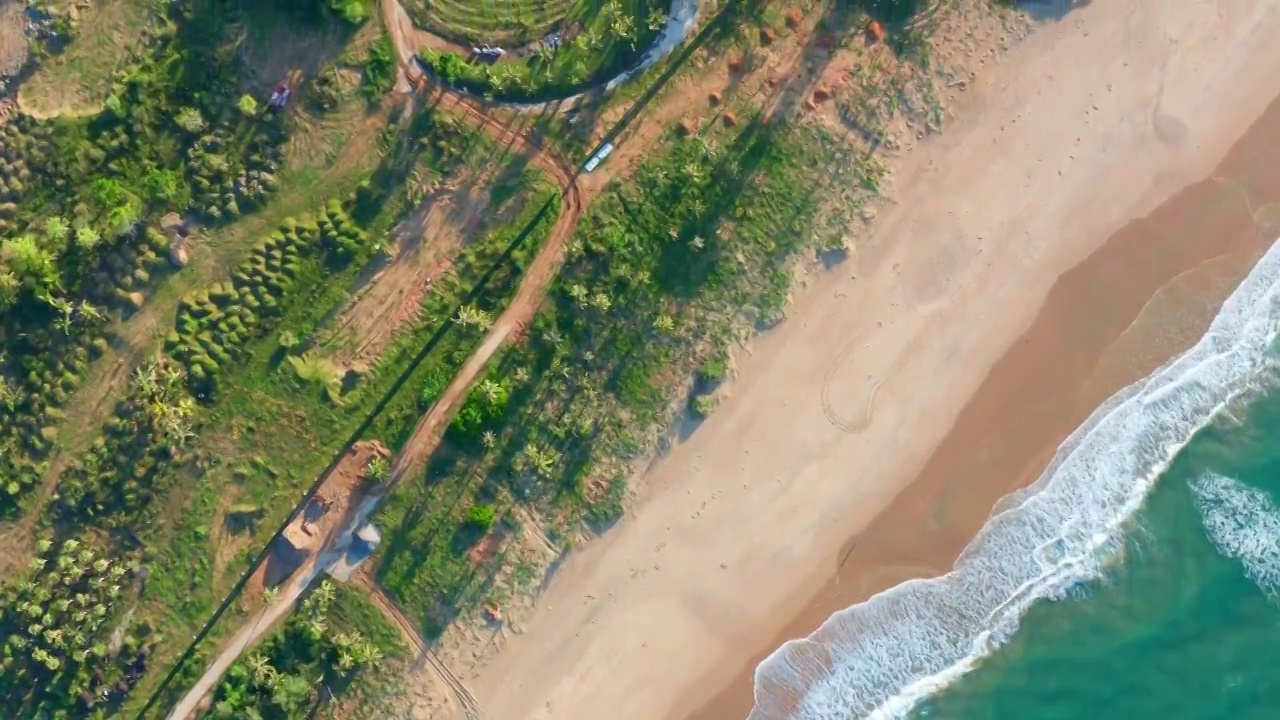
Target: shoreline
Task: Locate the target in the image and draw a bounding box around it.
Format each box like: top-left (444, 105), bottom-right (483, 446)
top-left (463, 3), bottom-right (1280, 720)
top-left (688, 86), bottom-right (1280, 718)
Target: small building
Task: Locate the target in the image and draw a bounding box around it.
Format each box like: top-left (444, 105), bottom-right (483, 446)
top-left (325, 522), bottom-right (382, 583)
top-left (355, 523), bottom-right (381, 549)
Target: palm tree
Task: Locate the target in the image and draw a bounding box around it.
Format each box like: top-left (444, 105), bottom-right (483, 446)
top-left (647, 8), bottom-right (669, 32)
top-left (337, 649), bottom-right (355, 672)
top-left (356, 641), bottom-right (383, 666)
top-left (454, 304), bottom-right (493, 330)
top-left (0, 376), bottom-right (17, 410)
top-left (76, 301), bottom-right (103, 323)
top-left (46, 296), bottom-right (75, 335)
top-left (246, 652), bottom-right (276, 687)
top-left (44, 216), bottom-right (71, 245)
top-left (364, 456), bottom-right (391, 483)
top-left (518, 443), bottom-right (559, 478)
top-left (269, 672), bottom-right (312, 712)
top-left (314, 580), bottom-right (336, 607)
top-left (75, 225), bottom-right (100, 251)
top-left (303, 616), bottom-right (327, 641)
top-left (478, 379), bottom-right (503, 403)
top-left (612, 12), bottom-right (637, 47)
top-left (131, 363), bottom-right (159, 398)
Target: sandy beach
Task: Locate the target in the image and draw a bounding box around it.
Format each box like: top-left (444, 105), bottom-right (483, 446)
top-left (465, 2), bottom-right (1280, 719)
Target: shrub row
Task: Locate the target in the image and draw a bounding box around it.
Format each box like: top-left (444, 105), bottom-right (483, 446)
top-left (165, 200), bottom-right (366, 398)
top-left (50, 359), bottom-right (194, 525)
top-left (186, 126), bottom-right (284, 223)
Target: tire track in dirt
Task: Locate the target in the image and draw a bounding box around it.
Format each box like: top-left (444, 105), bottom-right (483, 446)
top-left (379, 0), bottom-right (586, 476)
top-left (161, 13), bottom-right (587, 718)
top-left (353, 572), bottom-right (486, 720)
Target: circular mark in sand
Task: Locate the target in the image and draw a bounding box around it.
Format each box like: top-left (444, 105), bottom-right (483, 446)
top-left (1153, 110), bottom-right (1188, 147)
top-left (822, 336), bottom-right (885, 434)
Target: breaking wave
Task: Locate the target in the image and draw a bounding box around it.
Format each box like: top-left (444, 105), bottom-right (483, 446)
top-left (1193, 473), bottom-right (1280, 600)
top-left (750, 238), bottom-right (1280, 720)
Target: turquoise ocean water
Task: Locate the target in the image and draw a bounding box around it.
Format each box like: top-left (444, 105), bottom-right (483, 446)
top-left (749, 241), bottom-right (1280, 720)
top-left (912, 392), bottom-right (1280, 720)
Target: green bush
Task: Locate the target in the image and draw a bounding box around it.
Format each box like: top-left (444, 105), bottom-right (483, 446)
top-left (237, 94), bottom-right (259, 117)
top-left (697, 354), bottom-right (729, 384)
top-left (690, 392), bottom-right (718, 419)
top-left (586, 477), bottom-right (629, 529)
top-left (419, 367), bottom-right (451, 408)
top-left (329, 0), bottom-right (368, 24)
top-left (361, 38), bottom-right (395, 101)
top-left (447, 378), bottom-right (508, 448)
top-left (463, 503), bottom-right (496, 532)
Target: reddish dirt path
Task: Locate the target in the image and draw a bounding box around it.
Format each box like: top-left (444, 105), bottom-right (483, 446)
top-left (163, 8), bottom-right (589, 716)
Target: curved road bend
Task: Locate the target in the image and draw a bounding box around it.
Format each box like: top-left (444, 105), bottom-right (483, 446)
top-left (162, 9), bottom-right (592, 720)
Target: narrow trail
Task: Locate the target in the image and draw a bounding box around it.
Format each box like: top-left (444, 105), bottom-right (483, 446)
top-left (162, 8), bottom-right (589, 718)
top-left (353, 572), bottom-right (486, 720)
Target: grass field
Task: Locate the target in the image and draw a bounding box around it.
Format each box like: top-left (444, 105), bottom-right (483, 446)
top-left (123, 120), bottom-right (563, 716)
top-left (408, 0), bottom-right (587, 45)
top-left (417, 0), bottom-right (668, 102)
top-left (18, 0), bottom-right (155, 118)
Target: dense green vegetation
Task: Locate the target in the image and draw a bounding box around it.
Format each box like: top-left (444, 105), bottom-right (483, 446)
top-left (418, 0), bottom-right (669, 102)
top-left (0, 0), bottom-right (445, 715)
top-left (127, 132), bottom-right (561, 715)
top-left (203, 581), bottom-right (402, 719)
top-left (0, 537), bottom-right (149, 718)
top-left (165, 201), bottom-right (367, 400)
top-left (0, 0), bottom-right (294, 521)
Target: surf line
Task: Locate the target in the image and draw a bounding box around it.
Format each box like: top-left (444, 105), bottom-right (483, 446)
top-left (750, 237), bottom-right (1280, 720)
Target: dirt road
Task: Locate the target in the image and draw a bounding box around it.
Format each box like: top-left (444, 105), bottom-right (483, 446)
top-left (161, 5), bottom-right (589, 716)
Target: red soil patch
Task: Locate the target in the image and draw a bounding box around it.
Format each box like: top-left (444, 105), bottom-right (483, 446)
top-left (330, 177), bottom-right (488, 373)
top-left (867, 20), bottom-right (887, 45)
top-left (264, 440), bottom-right (391, 587)
top-left (467, 527), bottom-right (507, 567)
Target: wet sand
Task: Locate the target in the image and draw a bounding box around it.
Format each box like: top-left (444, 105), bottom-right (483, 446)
top-left (687, 84), bottom-right (1280, 720)
top-left (463, 2), bottom-right (1280, 719)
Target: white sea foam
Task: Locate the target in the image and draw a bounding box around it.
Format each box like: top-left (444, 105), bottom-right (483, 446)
top-left (749, 238), bottom-right (1280, 720)
top-left (1192, 473), bottom-right (1280, 600)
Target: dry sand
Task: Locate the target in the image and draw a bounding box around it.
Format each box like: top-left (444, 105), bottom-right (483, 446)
top-left (466, 1), bottom-right (1280, 719)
